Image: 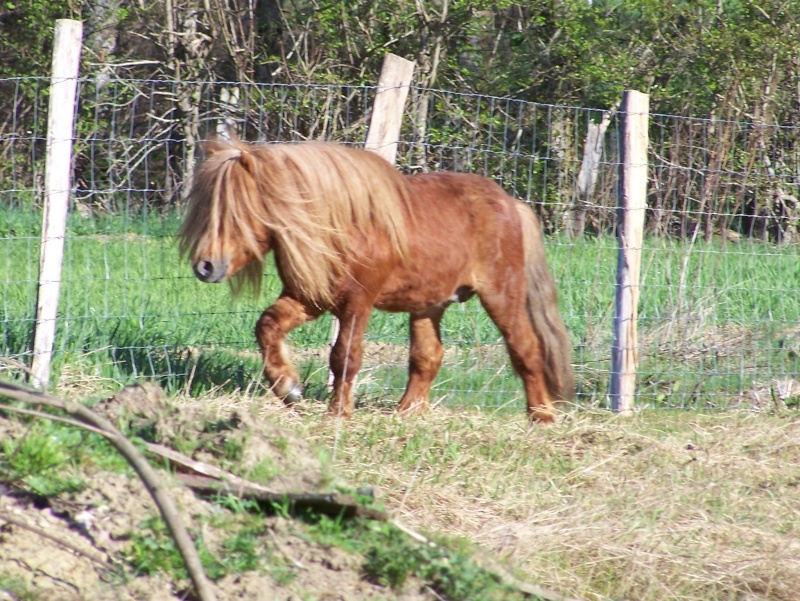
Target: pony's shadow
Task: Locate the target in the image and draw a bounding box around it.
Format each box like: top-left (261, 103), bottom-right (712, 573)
top-left (109, 343), bottom-right (265, 397)
top-left (108, 342), bottom-right (355, 410)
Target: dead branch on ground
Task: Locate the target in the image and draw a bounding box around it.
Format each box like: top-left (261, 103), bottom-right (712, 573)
top-left (0, 380), bottom-right (217, 601)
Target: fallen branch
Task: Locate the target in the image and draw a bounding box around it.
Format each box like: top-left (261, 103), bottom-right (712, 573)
top-left (0, 402), bottom-right (109, 438)
top-left (144, 443), bottom-right (387, 519)
top-left (0, 381), bottom-right (217, 601)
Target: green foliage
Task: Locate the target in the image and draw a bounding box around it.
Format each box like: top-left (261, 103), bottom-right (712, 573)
top-left (255, 0), bottom-right (799, 118)
top-left (1, 414), bottom-right (135, 489)
top-left (124, 516), bottom-right (189, 578)
top-left (245, 458), bottom-right (280, 484)
top-left (0, 574), bottom-right (42, 601)
top-left (361, 527), bottom-right (418, 589)
top-left (124, 512), bottom-right (282, 583)
top-left (0, 0), bottom-right (78, 78)
top-left (7, 0), bottom-right (794, 118)
top-left (301, 517), bottom-right (527, 600)
top-left (0, 424), bottom-right (73, 496)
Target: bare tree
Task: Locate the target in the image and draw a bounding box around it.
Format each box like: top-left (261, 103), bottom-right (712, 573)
top-left (568, 102), bottom-right (617, 238)
top-left (161, 0), bottom-right (212, 202)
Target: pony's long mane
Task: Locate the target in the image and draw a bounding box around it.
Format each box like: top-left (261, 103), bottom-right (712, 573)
top-left (179, 139), bottom-right (411, 304)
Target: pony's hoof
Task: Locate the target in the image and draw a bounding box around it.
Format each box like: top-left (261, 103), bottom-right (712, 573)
top-left (396, 398), bottom-right (429, 416)
top-left (527, 407), bottom-right (556, 425)
top-left (327, 403), bottom-right (353, 419)
top-left (283, 384), bottom-right (303, 405)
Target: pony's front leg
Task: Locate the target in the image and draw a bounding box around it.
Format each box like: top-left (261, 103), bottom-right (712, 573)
top-left (255, 294), bottom-right (320, 404)
top-left (397, 308), bottom-right (445, 415)
top-left (328, 307), bottom-right (372, 418)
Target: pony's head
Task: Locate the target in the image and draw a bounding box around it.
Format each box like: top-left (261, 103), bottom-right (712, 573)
top-left (179, 138), bottom-right (411, 303)
top-left (178, 139), bottom-right (269, 294)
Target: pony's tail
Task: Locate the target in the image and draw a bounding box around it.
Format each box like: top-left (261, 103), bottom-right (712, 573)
top-left (516, 203), bottom-right (575, 404)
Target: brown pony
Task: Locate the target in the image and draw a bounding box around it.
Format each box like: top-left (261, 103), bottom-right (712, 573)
top-left (179, 139), bottom-right (574, 422)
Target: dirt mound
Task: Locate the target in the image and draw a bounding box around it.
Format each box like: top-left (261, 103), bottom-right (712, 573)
top-left (0, 384), bottom-right (436, 601)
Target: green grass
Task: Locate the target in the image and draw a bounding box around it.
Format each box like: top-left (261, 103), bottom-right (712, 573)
top-left (0, 416), bottom-right (129, 496)
top-left (2, 209), bottom-right (799, 408)
top-left (0, 574), bottom-right (42, 601)
top-left (124, 511), bottom-right (282, 583)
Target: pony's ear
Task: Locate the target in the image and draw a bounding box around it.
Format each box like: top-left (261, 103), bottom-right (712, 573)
top-left (199, 136), bottom-right (255, 173)
top-left (238, 148), bottom-right (257, 174)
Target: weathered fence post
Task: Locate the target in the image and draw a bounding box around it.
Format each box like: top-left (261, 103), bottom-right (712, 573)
top-left (609, 90), bottom-right (649, 413)
top-left (364, 54), bottom-right (416, 163)
top-left (328, 53), bottom-right (415, 386)
top-left (31, 19), bottom-right (84, 389)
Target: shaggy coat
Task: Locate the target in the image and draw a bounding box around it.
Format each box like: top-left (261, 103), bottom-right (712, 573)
top-left (179, 139), bottom-right (574, 422)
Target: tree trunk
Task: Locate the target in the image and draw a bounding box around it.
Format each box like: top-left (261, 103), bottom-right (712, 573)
top-left (551, 107), bottom-right (573, 232)
top-left (411, 0), bottom-right (448, 170)
top-left (163, 0), bottom-right (212, 204)
top-left (568, 102), bottom-right (617, 238)
top-left (85, 0), bottom-right (121, 90)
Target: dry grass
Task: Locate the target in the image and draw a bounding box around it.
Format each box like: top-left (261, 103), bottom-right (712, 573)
top-left (174, 389), bottom-right (800, 601)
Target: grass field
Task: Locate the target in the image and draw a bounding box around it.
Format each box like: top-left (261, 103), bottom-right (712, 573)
top-left (2, 209), bottom-right (799, 410)
top-left (268, 398), bottom-right (800, 601)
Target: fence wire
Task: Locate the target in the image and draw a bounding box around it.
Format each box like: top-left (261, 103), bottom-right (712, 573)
top-left (1, 77), bottom-right (798, 410)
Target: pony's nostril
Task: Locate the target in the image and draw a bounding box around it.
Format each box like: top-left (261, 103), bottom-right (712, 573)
top-left (195, 260), bottom-right (214, 280)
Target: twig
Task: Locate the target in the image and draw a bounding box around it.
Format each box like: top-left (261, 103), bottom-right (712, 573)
top-left (267, 528), bottom-right (305, 569)
top-left (0, 356), bottom-right (35, 379)
top-left (174, 472), bottom-right (388, 521)
top-left (0, 381), bottom-right (217, 601)
top-left (0, 403), bottom-right (109, 438)
top-left (0, 510), bottom-right (110, 568)
top-left (142, 444), bottom-right (385, 519)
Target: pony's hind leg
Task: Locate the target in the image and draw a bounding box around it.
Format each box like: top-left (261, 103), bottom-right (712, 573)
top-left (478, 285), bottom-right (555, 423)
top-left (255, 294), bottom-right (320, 403)
top-left (397, 308), bottom-right (445, 415)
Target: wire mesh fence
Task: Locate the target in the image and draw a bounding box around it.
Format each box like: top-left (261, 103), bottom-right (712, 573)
top-left (1, 76), bottom-right (798, 409)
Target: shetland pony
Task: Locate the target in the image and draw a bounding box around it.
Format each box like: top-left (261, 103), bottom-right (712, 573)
top-left (179, 139), bottom-right (574, 422)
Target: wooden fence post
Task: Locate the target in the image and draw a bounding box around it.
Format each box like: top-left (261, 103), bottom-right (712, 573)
top-left (364, 54), bottom-right (416, 163)
top-left (609, 90), bottom-right (649, 413)
top-left (31, 19), bottom-right (83, 389)
top-left (328, 54), bottom-right (415, 387)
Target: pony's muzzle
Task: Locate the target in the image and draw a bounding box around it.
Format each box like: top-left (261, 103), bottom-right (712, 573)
top-left (193, 258), bottom-right (229, 283)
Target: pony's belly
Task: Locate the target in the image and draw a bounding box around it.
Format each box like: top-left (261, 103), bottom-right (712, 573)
top-left (374, 282), bottom-right (475, 314)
